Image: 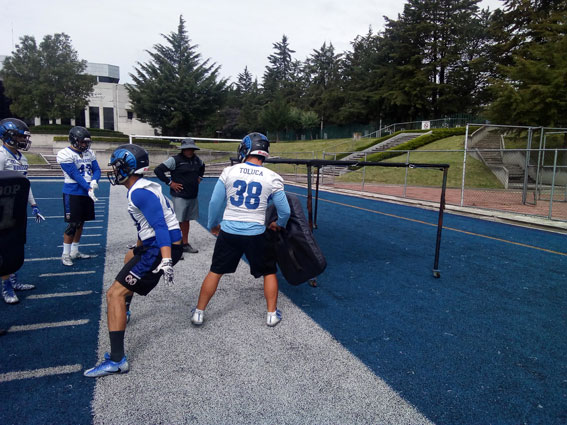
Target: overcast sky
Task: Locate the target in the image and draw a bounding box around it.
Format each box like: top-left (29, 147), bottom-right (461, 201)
top-left (1, 0), bottom-right (503, 85)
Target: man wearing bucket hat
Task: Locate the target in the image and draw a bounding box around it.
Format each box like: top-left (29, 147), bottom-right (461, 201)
top-left (154, 138), bottom-right (205, 253)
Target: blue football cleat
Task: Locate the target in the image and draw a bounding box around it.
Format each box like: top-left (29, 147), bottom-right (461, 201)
top-left (2, 279), bottom-right (19, 304)
top-left (126, 310), bottom-right (131, 324)
top-left (84, 353), bottom-right (129, 378)
top-left (9, 274), bottom-right (35, 291)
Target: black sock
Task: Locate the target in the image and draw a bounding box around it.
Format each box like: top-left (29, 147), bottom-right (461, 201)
top-left (109, 330), bottom-right (125, 362)
top-left (125, 295), bottom-right (133, 312)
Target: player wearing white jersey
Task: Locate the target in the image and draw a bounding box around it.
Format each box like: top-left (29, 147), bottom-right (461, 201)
top-left (56, 126), bottom-right (101, 266)
top-left (84, 144), bottom-right (183, 378)
top-left (0, 118), bottom-right (45, 304)
top-left (191, 132), bottom-right (290, 328)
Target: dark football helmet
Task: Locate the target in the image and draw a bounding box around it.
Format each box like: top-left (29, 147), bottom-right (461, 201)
top-left (0, 118), bottom-right (31, 151)
top-left (238, 132), bottom-right (270, 162)
top-left (107, 144), bottom-right (150, 185)
top-left (69, 126), bottom-right (92, 152)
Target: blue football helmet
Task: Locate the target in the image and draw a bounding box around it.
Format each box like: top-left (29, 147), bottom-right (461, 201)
top-left (69, 126), bottom-right (91, 152)
top-left (0, 118), bottom-right (31, 151)
top-left (238, 132), bottom-right (270, 162)
top-left (107, 144), bottom-right (150, 185)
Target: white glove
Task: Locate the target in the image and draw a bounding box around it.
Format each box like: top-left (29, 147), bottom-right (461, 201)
top-left (88, 188), bottom-right (98, 202)
top-left (90, 180), bottom-right (99, 191)
top-left (152, 258), bottom-right (174, 285)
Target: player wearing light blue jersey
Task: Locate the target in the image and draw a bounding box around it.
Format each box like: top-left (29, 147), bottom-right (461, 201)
top-left (0, 118), bottom-right (45, 304)
top-left (56, 126), bottom-right (101, 266)
top-left (84, 144), bottom-right (182, 378)
top-left (191, 132), bottom-right (290, 328)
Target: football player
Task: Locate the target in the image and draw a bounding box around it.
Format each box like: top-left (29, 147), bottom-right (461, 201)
top-left (84, 144), bottom-right (183, 377)
top-left (190, 132), bottom-right (290, 327)
top-left (0, 118), bottom-right (45, 304)
top-left (56, 126), bottom-right (101, 266)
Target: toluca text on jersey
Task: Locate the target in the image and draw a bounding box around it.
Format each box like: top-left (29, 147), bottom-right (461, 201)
top-left (5, 162), bottom-right (28, 173)
top-left (239, 167), bottom-right (263, 176)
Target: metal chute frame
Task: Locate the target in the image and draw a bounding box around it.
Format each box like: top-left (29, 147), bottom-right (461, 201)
top-left (231, 157), bottom-right (450, 279)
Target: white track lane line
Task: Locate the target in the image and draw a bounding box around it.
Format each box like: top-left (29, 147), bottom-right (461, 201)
top-left (57, 243), bottom-right (100, 247)
top-left (0, 364), bottom-right (83, 383)
top-left (8, 319), bottom-right (89, 333)
top-left (40, 271), bottom-right (96, 277)
top-left (25, 256), bottom-right (98, 262)
top-left (27, 290), bottom-right (93, 299)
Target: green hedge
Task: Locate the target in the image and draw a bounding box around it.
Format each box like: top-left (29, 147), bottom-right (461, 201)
top-left (31, 124), bottom-right (126, 137)
top-left (52, 135), bottom-right (174, 148)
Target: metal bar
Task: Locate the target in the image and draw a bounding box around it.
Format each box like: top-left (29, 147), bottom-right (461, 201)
top-left (362, 153), bottom-right (366, 191)
top-left (433, 167), bottom-right (448, 278)
top-left (549, 149), bottom-right (558, 219)
top-left (522, 128), bottom-right (534, 204)
top-left (404, 151), bottom-right (410, 198)
top-left (460, 124), bottom-right (469, 207)
top-left (535, 129), bottom-right (544, 200)
top-left (314, 166), bottom-right (320, 229)
top-left (306, 164), bottom-right (313, 231)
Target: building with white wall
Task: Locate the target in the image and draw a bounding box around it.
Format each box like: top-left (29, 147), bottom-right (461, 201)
top-left (0, 56), bottom-right (156, 136)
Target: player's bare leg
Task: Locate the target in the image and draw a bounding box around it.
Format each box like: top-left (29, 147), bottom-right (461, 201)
top-left (191, 271), bottom-right (222, 325)
top-left (264, 273), bottom-right (282, 327)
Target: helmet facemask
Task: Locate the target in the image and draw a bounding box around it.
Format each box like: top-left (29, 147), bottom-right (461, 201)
top-left (0, 118), bottom-right (32, 151)
top-left (107, 145), bottom-right (150, 185)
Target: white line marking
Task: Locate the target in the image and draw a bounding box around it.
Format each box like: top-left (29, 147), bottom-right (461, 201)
top-left (40, 271), bottom-right (96, 277)
top-left (28, 215), bottom-right (64, 219)
top-left (8, 319), bottom-right (89, 332)
top-left (25, 256), bottom-right (98, 262)
top-left (57, 243), bottom-right (100, 247)
top-left (83, 226), bottom-right (104, 229)
top-left (0, 364), bottom-right (83, 383)
top-left (81, 234), bottom-right (102, 237)
top-left (27, 291), bottom-right (93, 299)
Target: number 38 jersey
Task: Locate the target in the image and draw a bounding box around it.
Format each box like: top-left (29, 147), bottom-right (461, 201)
top-left (220, 161), bottom-right (284, 225)
top-left (57, 147), bottom-right (99, 196)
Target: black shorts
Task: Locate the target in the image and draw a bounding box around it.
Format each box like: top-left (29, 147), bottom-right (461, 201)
top-left (116, 244), bottom-right (183, 295)
top-left (210, 230), bottom-right (277, 278)
top-left (63, 193), bottom-right (95, 223)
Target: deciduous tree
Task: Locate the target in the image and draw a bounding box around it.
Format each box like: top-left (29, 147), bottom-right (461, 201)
top-left (1, 33), bottom-right (94, 121)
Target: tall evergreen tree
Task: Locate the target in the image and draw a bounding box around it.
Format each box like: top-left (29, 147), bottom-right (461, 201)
top-left (487, 0), bottom-right (567, 125)
top-left (303, 42), bottom-right (343, 128)
top-left (263, 35), bottom-right (300, 101)
top-left (0, 33), bottom-right (94, 122)
top-left (383, 0), bottom-right (484, 119)
top-left (127, 16), bottom-right (227, 136)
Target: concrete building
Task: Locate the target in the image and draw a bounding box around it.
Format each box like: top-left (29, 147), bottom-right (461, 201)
top-left (0, 56), bottom-right (156, 136)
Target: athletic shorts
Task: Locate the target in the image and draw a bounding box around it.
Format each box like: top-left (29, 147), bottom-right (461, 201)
top-left (210, 230), bottom-right (277, 278)
top-left (62, 193), bottom-right (95, 223)
top-left (116, 243), bottom-right (183, 296)
top-left (172, 196), bottom-right (199, 222)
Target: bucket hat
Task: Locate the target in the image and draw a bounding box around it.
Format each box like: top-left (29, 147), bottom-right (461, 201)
top-left (179, 138), bottom-right (200, 150)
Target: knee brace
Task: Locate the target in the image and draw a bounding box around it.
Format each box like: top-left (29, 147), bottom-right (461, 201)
top-left (64, 222), bottom-right (83, 236)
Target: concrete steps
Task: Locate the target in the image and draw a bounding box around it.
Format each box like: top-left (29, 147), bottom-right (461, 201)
top-left (322, 132), bottom-right (428, 176)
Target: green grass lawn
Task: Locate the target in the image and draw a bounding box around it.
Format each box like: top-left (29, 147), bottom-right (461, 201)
top-left (198, 135), bottom-right (503, 189)
top-left (25, 153), bottom-right (47, 165)
top-left (336, 136), bottom-right (503, 189)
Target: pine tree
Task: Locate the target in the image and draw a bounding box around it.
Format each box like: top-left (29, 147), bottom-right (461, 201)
top-left (126, 16), bottom-right (227, 135)
top-left (487, 0), bottom-right (567, 125)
